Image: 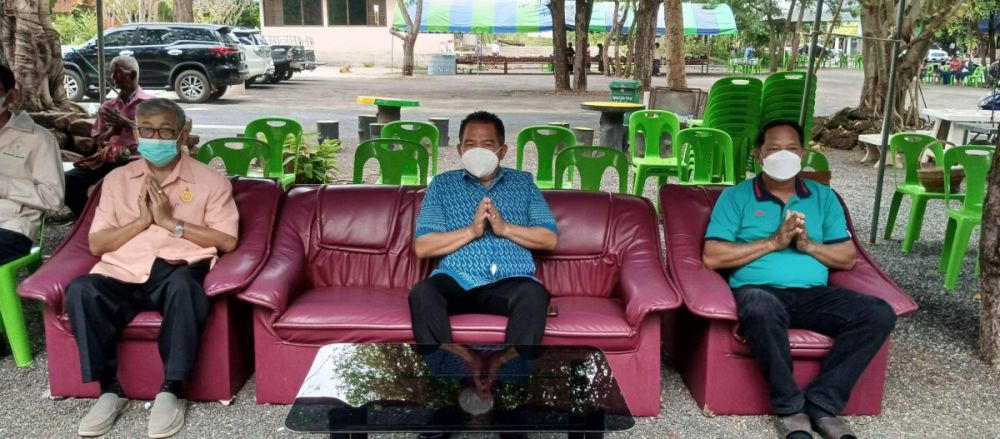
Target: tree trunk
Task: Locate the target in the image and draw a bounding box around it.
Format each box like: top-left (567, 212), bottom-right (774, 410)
top-left (663, 0), bottom-right (686, 87)
top-left (981, 131), bottom-right (1000, 369)
top-left (573, 0), bottom-right (595, 91)
top-left (776, 0), bottom-right (797, 72)
top-left (550, 0), bottom-right (570, 91)
top-left (174, 0), bottom-right (194, 22)
top-left (787, 0), bottom-right (807, 71)
top-left (0, 0), bottom-right (81, 113)
top-left (391, 0), bottom-right (423, 77)
top-left (617, 1), bottom-right (637, 78)
top-left (767, 1), bottom-right (778, 73)
top-left (602, 0), bottom-right (621, 77)
top-left (631, 0), bottom-right (658, 90)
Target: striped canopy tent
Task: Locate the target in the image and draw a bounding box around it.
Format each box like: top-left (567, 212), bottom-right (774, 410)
top-left (392, 0), bottom-right (738, 36)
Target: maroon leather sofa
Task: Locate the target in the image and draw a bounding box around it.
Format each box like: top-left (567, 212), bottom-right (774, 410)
top-left (658, 184), bottom-right (918, 415)
top-left (18, 176), bottom-right (282, 402)
top-left (237, 185), bottom-right (680, 416)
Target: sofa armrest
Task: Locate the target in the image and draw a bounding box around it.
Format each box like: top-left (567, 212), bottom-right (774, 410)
top-left (204, 237), bottom-right (270, 298)
top-left (619, 247), bottom-right (682, 328)
top-left (236, 225), bottom-right (310, 317)
top-left (829, 243), bottom-right (918, 317)
top-left (18, 224), bottom-right (99, 316)
top-left (667, 238), bottom-right (740, 321)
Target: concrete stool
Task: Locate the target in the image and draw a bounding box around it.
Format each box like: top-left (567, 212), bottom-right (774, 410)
top-left (369, 123), bottom-right (386, 140)
top-left (317, 120), bottom-right (340, 143)
top-left (429, 117), bottom-right (450, 147)
top-left (358, 114), bottom-right (377, 142)
top-left (572, 127), bottom-right (595, 147)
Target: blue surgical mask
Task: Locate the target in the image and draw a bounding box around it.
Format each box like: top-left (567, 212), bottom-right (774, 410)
top-left (137, 138), bottom-right (179, 168)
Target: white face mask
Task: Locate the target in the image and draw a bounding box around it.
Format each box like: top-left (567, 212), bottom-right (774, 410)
top-left (461, 147), bottom-right (500, 179)
top-left (761, 150), bottom-right (802, 182)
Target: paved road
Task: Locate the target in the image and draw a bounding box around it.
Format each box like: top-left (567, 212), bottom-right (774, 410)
top-left (107, 67), bottom-right (989, 146)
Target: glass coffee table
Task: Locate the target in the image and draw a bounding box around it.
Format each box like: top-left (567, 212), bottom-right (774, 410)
top-left (285, 344), bottom-right (635, 439)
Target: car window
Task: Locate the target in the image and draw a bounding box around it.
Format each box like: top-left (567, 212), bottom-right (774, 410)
top-left (235, 33), bottom-right (255, 45)
top-left (138, 29), bottom-right (174, 46)
top-left (253, 34), bottom-right (268, 45)
top-left (104, 30), bottom-right (134, 47)
top-left (170, 27), bottom-right (220, 43)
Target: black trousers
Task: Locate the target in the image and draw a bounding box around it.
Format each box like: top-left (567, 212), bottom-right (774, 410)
top-left (733, 285), bottom-right (898, 416)
top-left (65, 258), bottom-right (211, 383)
top-left (65, 162), bottom-right (122, 218)
top-left (0, 228), bottom-right (32, 266)
top-left (409, 274), bottom-right (550, 346)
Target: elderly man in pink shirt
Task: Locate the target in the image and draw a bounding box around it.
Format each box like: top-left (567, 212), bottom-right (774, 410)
top-left (65, 56), bottom-right (154, 218)
top-left (65, 99), bottom-right (238, 439)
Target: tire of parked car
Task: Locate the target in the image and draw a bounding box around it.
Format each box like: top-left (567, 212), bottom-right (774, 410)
top-left (208, 86), bottom-right (228, 101)
top-left (174, 70), bottom-right (212, 103)
top-left (283, 71), bottom-right (294, 80)
top-left (64, 70), bottom-right (85, 103)
top-left (245, 76), bottom-right (257, 88)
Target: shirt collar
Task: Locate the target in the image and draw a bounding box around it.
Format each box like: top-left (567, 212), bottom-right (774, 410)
top-left (127, 153), bottom-right (197, 186)
top-left (116, 86), bottom-right (152, 105)
top-left (462, 167), bottom-right (508, 187)
top-left (2, 111), bottom-right (37, 134)
top-left (753, 174), bottom-right (811, 204)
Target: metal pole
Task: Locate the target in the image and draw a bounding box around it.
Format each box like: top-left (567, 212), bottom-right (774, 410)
top-left (869, 0), bottom-right (907, 243)
top-left (96, 0), bottom-right (107, 103)
top-left (799, 1), bottom-right (823, 127)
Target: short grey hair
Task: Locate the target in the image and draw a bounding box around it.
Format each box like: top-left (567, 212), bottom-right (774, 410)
top-left (110, 56), bottom-right (139, 79)
top-left (136, 98), bottom-right (187, 132)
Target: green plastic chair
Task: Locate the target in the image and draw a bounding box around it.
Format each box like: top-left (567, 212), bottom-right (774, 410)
top-left (940, 145), bottom-right (995, 289)
top-left (628, 110), bottom-right (682, 207)
top-left (516, 126), bottom-right (577, 189)
top-left (554, 146), bottom-right (629, 193)
top-left (245, 118), bottom-right (303, 189)
top-left (197, 138), bottom-right (271, 177)
top-left (922, 64), bottom-right (940, 84)
top-left (676, 128), bottom-right (735, 186)
top-left (802, 148), bottom-right (830, 171)
top-left (382, 121), bottom-right (440, 185)
top-left (963, 66), bottom-right (986, 88)
top-left (710, 123), bottom-right (758, 182)
top-left (0, 217), bottom-right (45, 367)
top-left (353, 138), bottom-right (429, 186)
top-left (712, 76), bottom-right (764, 90)
top-left (883, 134), bottom-right (955, 253)
top-left (854, 55), bottom-right (863, 69)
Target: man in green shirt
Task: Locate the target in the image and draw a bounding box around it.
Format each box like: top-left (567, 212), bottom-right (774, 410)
top-left (702, 120), bottom-right (897, 439)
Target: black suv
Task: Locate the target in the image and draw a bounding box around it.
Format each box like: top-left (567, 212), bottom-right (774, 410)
top-left (63, 23), bottom-right (248, 103)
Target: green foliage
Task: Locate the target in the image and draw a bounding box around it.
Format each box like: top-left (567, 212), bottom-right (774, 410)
top-left (53, 10), bottom-right (98, 45)
top-left (363, 62), bottom-right (375, 67)
top-left (283, 133), bottom-right (341, 184)
top-left (237, 0), bottom-right (260, 28)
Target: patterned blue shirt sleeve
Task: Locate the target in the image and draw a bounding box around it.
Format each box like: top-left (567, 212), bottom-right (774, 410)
top-left (526, 180), bottom-right (559, 234)
top-left (415, 178), bottom-right (448, 239)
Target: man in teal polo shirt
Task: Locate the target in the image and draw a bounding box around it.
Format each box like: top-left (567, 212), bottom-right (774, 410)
top-left (703, 120), bottom-right (897, 439)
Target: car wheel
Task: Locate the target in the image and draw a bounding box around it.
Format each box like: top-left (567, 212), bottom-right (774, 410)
top-left (284, 71), bottom-right (294, 80)
top-left (267, 73), bottom-right (283, 84)
top-left (174, 70), bottom-right (212, 103)
top-left (64, 70), bottom-right (85, 102)
top-left (245, 76), bottom-right (257, 88)
top-left (207, 86), bottom-right (228, 101)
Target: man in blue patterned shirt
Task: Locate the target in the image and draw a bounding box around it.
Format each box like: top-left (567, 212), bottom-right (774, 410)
top-left (409, 111), bottom-right (559, 353)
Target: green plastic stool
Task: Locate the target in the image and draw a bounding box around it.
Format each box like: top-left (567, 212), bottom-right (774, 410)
top-left (554, 146), bottom-right (629, 193)
top-left (245, 118), bottom-right (304, 189)
top-left (516, 126), bottom-right (577, 189)
top-left (676, 128), bottom-right (735, 186)
top-left (197, 138), bottom-right (272, 177)
top-left (0, 217), bottom-right (45, 367)
top-left (382, 121), bottom-right (440, 185)
top-left (353, 138), bottom-right (429, 186)
top-left (883, 134), bottom-right (954, 253)
top-left (940, 145), bottom-right (994, 290)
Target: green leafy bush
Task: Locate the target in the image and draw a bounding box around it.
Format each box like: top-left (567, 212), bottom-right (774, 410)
top-left (283, 133), bottom-right (342, 184)
top-left (54, 10), bottom-right (98, 45)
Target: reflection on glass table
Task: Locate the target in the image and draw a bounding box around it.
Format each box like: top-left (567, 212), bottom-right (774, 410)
top-left (285, 344), bottom-right (635, 439)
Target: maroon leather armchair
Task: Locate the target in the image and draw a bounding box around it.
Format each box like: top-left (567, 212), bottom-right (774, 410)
top-left (18, 177), bottom-right (282, 402)
top-left (659, 184), bottom-right (918, 415)
top-left (238, 185), bottom-right (680, 416)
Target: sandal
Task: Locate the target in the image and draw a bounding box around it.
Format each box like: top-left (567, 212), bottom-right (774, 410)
top-left (813, 417), bottom-right (858, 439)
top-left (774, 413), bottom-right (813, 438)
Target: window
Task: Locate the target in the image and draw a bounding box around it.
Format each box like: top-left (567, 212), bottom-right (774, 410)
top-left (328, 0), bottom-right (386, 26)
top-left (103, 30), bottom-right (134, 47)
top-left (139, 29), bottom-right (174, 46)
top-left (169, 27), bottom-right (220, 43)
top-left (264, 0), bottom-right (323, 26)
top-left (235, 33), bottom-right (256, 45)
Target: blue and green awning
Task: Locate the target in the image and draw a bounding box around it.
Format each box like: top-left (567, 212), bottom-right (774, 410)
top-left (392, 0), bottom-right (738, 36)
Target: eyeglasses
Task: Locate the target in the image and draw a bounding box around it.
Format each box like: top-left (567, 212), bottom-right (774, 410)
top-left (137, 127), bottom-right (178, 139)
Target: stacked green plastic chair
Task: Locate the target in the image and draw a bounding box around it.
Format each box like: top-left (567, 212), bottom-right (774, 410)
top-left (760, 72), bottom-right (817, 142)
top-left (703, 77), bottom-right (762, 183)
top-left (0, 217), bottom-right (45, 367)
top-left (676, 128), bottom-right (736, 186)
top-left (940, 145), bottom-right (995, 290)
top-left (381, 121), bottom-right (440, 185)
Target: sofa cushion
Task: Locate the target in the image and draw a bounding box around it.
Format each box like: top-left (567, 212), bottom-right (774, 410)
top-left (273, 288), bottom-right (638, 351)
top-left (731, 327), bottom-right (834, 359)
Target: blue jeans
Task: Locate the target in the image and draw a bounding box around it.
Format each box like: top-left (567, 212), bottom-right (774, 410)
top-left (733, 285), bottom-right (897, 416)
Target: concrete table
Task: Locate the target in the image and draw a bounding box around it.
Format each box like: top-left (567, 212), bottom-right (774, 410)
top-left (580, 101), bottom-right (646, 152)
top-left (357, 96), bottom-right (420, 124)
top-left (922, 109), bottom-right (998, 145)
top-left (953, 121), bottom-right (998, 143)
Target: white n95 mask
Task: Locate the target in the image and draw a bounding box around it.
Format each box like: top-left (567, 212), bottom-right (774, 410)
top-left (461, 148), bottom-right (500, 179)
top-left (761, 150), bottom-right (802, 182)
